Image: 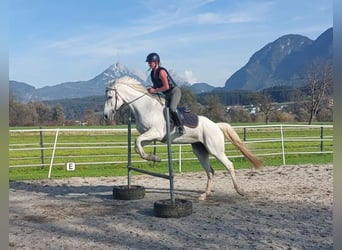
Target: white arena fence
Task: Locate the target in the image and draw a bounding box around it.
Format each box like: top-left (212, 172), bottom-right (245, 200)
top-left (9, 124), bottom-right (333, 178)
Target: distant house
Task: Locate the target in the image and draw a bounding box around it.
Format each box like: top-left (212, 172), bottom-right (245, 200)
top-left (75, 120), bottom-right (88, 126)
top-left (226, 105), bottom-right (259, 114)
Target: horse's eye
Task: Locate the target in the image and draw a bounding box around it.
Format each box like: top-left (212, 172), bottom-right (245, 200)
top-left (107, 96), bottom-right (113, 100)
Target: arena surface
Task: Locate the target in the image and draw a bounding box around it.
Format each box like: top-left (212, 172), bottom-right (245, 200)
top-left (9, 164), bottom-right (333, 249)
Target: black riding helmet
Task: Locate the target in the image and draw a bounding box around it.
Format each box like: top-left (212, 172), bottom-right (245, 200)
top-left (145, 52), bottom-right (160, 63)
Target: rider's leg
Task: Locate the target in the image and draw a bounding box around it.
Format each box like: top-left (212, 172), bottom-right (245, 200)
top-left (168, 87), bottom-right (184, 134)
top-left (170, 110), bottom-right (184, 134)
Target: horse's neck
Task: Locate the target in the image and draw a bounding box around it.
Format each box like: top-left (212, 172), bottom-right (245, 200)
top-left (129, 95), bottom-right (163, 117)
top-left (123, 89), bottom-right (164, 129)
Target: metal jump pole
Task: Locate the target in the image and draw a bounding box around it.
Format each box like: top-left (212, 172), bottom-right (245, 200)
top-left (127, 109), bottom-right (132, 189)
top-left (165, 107), bottom-right (175, 203)
top-left (126, 108), bottom-right (175, 204)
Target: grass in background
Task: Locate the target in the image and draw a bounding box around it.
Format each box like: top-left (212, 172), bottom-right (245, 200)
top-left (9, 124), bottom-right (333, 181)
top-left (9, 153), bottom-right (332, 181)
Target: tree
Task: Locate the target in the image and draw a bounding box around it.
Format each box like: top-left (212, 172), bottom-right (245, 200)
top-left (251, 93), bottom-right (276, 124)
top-left (9, 94), bottom-right (19, 126)
top-left (270, 110), bottom-right (295, 122)
top-left (226, 106), bottom-right (251, 123)
top-left (33, 101), bottom-right (51, 124)
top-left (303, 59), bottom-right (333, 124)
top-left (316, 107), bottom-right (333, 122)
top-left (180, 87), bottom-right (202, 113)
top-left (83, 109), bottom-right (102, 125)
top-left (51, 104), bottom-right (65, 125)
top-left (202, 95), bottom-right (227, 122)
top-left (9, 95), bottom-right (39, 126)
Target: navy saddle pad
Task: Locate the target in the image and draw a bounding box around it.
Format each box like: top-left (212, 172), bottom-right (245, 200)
top-left (177, 107), bottom-right (199, 128)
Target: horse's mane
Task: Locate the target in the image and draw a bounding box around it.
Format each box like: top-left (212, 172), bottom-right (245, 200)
top-left (108, 76), bottom-right (165, 103)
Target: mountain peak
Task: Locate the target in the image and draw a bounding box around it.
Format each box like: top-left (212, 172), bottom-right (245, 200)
top-left (100, 61), bottom-right (130, 82)
top-left (110, 62), bottom-right (128, 73)
top-left (224, 27), bottom-right (332, 91)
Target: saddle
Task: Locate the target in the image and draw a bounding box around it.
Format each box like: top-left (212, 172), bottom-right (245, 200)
top-left (170, 107), bottom-right (199, 129)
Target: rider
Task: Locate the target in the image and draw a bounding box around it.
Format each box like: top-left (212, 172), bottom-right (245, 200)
top-left (145, 52), bottom-right (185, 134)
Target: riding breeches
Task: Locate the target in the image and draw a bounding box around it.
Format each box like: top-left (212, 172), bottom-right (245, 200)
top-left (165, 86), bottom-right (181, 113)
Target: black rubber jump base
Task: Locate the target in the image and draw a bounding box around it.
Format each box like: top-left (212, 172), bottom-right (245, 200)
top-left (112, 185), bottom-right (146, 200)
top-left (153, 199), bottom-right (193, 218)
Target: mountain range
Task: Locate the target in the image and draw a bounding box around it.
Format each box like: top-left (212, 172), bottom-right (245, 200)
top-left (220, 27), bottom-right (333, 91)
top-left (10, 27), bottom-right (332, 102)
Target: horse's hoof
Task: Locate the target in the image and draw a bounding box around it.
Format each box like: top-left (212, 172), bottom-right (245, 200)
top-left (198, 193), bottom-right (207, 200)
top-left (146, 154), bottom-right (161, 162)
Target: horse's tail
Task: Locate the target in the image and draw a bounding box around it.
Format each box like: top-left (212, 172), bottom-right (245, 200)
top-left (216, 122), bottom-right (263, 169)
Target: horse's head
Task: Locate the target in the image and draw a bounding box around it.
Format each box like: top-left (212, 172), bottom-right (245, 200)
top-left (103, 76), bottom-right (164, 122)
top-left (103, 80), bottom-right (125, 122)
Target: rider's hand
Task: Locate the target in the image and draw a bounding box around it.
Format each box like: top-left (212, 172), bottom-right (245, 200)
top-left (148, 88), bottom-right (156, 94)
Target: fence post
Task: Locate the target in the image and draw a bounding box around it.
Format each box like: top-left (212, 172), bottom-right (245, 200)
top-left (280, 124), bottom-right (286, 165)
top-left (39, 127), bottom-right (45, 169)
top-left (243, 127), bottom-right (247, 141)
top-left (178, 144), bottom-right (182, 173)
top-left (152, 140), bottom-right (157, 167)
top-left (320, 126), bottom-right (324, 152)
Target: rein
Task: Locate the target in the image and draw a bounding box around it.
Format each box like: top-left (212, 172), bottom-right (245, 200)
top-left (106, 86), bottom-right (148, 112)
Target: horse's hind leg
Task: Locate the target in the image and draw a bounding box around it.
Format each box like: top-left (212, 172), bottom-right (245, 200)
top-left (191, 142), bottom-right (215, 200)
top-left (216, 153), bottom-right (244, 196)
top-left (205, 135), bottom-right (244, 196)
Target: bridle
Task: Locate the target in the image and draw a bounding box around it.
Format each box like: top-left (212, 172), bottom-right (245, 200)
top-left (105, 86), bottom-right (148, 113)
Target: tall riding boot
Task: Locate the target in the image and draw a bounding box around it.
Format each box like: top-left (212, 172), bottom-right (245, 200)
top-left (171, 111), bottom-right (185, 135)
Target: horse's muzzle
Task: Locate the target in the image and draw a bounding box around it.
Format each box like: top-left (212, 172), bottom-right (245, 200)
top-left (103, 114), bottom-right (111, 122)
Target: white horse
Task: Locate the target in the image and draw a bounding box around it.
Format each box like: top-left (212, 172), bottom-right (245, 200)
top-left (103, 76), bottom-right (263, 200)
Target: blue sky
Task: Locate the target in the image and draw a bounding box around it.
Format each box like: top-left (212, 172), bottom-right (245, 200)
top-left (9, 0), bottom-right (332, 87)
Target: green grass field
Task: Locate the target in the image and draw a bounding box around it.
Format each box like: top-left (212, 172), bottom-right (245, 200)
top-left (9, 123), bottom-right (333, 181)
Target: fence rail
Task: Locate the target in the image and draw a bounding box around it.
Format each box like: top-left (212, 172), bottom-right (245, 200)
top-left (9, 124), bottom-right (333, 178)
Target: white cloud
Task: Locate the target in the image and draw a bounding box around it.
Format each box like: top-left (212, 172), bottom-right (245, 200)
top-left (183, 70), bottom-right (197, 84)
top-left (197, 11), bottom-right (254, 24)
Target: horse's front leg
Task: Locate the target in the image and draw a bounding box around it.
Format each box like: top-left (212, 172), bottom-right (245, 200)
top-left (135, 131), bottom-right (161, 162)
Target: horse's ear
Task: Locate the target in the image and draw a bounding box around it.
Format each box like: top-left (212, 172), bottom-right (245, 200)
top-left (107, 80), bottom-right (116, 86)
